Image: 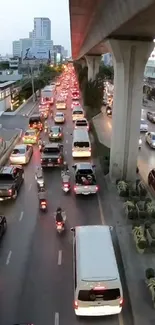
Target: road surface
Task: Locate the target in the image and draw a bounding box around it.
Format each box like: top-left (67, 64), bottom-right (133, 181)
top-left (0, 84), bottom-right (133, 325)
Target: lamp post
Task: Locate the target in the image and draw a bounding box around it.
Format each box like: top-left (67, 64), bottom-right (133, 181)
top-left (30, 65), bottom-right (35, 103)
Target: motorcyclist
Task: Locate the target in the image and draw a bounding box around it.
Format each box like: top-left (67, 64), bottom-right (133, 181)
top-left (61, 161), bottom-right (69, 176)
top-left (38, 187), bottom-right (47, 207)
top-left (55, 207), bottom-right (65, 225)
top-left (35, 166), bottom-right (44, 187)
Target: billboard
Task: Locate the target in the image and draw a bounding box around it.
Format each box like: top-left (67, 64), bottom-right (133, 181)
top-left (23, 47), bottom-right (49, 60)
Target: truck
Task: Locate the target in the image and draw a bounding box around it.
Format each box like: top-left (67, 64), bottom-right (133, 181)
top-left (41, 85), bottom-right (56, 105)
top-left (0, 165), bottom-right (24, 200)
top-left (72, 162), bottom-right (99, 195)
top-left (41, 143), bottom-right (64, 168)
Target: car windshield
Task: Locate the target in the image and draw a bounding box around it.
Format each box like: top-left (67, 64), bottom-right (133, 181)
top-left (29, 117), bottom-right (40, 123)
top-left (25, 131), bottom-right (35, 136)
top-left (74, 141), bottom-right (89, 148)
top-left (141, 120), bottom-right (146, 124)
top-left (76, 120), bottom-right (87, 126)
top-left (78, 288), bottom-right (120, 302)
top-left (73, 110), bottom-right (83, 115)
top-left (56, 113), bottom-right (63, 117)
top-left (12, 148), bottom-right (25, 154)
top-left (43, 147), bottom-right (60, 153)
top-left (51, 127), bottom-right (59, 133)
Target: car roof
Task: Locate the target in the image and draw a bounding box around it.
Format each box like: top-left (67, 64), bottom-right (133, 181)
top-left (0, 166), bottom-right (15, 174)
top-left (150, 132), bottom-right (155, 135)
top-left (30, 114), bottom-right (40, 118)
top-left (56, 112), bottom-right (64, 115)
top-left (75, 162), bottom-right (93, 170)
top-left (73, 107), bottom-right (83, 112)
top-left (44, 143), bottom-right (60, 148)
top-left (25, 129), bottom-right (36, 133)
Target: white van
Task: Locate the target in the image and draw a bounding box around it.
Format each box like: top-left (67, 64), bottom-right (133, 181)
top-left (72, 129), bottom-right (91, 158)
top-left (71, 225), bottom-right (123, 317)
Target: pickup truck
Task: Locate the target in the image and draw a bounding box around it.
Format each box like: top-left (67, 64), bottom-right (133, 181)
top-left (41, 143), bottom-right (64, 167)
top-left (72, 162), bottom-right (99, 195)
top-left (0, 165), bottom-right (24, 200)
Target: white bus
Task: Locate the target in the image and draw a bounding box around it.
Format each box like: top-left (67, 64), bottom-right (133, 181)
top-left (71, 225), bottom-right (123, 317)
top-left (41, 86), bottom-right (56, 105)
top-left (72, 129), bottom-right (91, 158)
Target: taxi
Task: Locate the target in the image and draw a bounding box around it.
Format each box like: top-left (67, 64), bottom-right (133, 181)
top-left (22, 129), bottom-right (39, 144)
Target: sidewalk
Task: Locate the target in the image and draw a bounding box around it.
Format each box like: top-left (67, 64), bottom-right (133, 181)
top-left (16, 98), bottom-right (39, 116)
top-left (92, 112), bottom-right (155, 325)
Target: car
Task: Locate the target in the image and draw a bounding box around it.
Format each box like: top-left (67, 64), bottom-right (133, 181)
top-left (0, 165), bottom-right (24, 200)
top-left (29, 114), bottom-right (43, 131)
top-left (72, 107), bottom-right (84, 121)
top-left (145, 132), bottom-right (155, 148)
top-left (54, 112), bottom-right (65, 124)
top-left (22, 129), bottom-right (39, 144)
top-left (147, 111), bottom-right (155, 123)
top-left (49, 126), bottom-right (63, 141)
top-left (140, 119), bottom-right (148, 132)
top-left (10, 144), bottom-right (33, 165)
top-left (56, 98), bottom-right (67, 110)
top-left (74, 118), bottom-right (89, 131)
top-left (0, 215), bottom-right (7, 239)
top-left (41, 143), bottom-right (64, 168)
top-left (148, 168), bottom-right (155, 191)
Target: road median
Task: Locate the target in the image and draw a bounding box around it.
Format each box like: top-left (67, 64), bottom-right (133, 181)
top-left (0, 129), bottom-right (22, 166)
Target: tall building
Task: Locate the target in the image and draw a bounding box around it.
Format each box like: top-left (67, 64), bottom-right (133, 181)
top-left (34, 17), bottom-right (51, 40)
top-left (29, 30), bottom-right (35, 39)
top-left (34, 39), bottom-right (53, 52)
top-left (12, 41), bottom-right (21, 57)
top-left (53, 45), bottom-right (64, 54)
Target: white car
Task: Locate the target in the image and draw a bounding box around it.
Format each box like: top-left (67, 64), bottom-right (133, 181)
top-left (54, 112), bottom-right (65, 124)
top-left (72, 107), bottom-right (84, 121)
top-left (10, 144), bottom-right (33, 164)
top-left (140, 119), bottom-right (148, 132)
top-left (75, 118), bottom-right (89, 131)
top-left (145, 132), bottom-right (155, 148)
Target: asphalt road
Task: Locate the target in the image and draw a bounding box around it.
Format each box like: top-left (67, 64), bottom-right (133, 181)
top-left (0, 81), bottom-right (133, 325)
top-left (96, 106), bottom-right (155, 184)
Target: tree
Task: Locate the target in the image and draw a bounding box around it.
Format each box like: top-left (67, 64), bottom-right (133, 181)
top-left (98, 63), bottom-right (114, 81)
top-left (0, 61), bottom-right (9, 70)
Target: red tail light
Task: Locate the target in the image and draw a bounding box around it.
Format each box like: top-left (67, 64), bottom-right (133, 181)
top-left (41, 201), bottom-right (46, 206)
top-left (59, 133), bottom-right (62, 137)
top-left (64, 183), bottom-right (69, 188)
top-left (22, 137), bottom-right (25, 141)
top-left (96, 185), bottom-right (99, 191)
top-left (74, 300), bottom-right (78, 309)
top-left (57, 222), bottom-right (62, 226)
top-left (120, 298), bottom-right (123, 306)
top-left (40, 158), bottom-right (42, 162)
top-left (74, 186), bottom-right (77, 191)
top-left (8, 189), bottom-right (12, 195)
top-left (57, 158), bottom-right (61, 163)
top-left (89, 148), bottom-right (91, 151)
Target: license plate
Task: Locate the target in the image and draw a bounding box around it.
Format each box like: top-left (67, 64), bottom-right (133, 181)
top-left (48, 163), bottom-right (53, 166)
top-left (83, 192), bottom-right (90, 195)
top-left (57, 226), bottom-right (62, 230)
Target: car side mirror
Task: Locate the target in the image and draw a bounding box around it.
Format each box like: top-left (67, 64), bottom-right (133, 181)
top-left (72, 165), bottom-right (75, 169)
top-left (70, 227), bottom-right (75, 232)
top-left (70, 133), bottom-right (72, 135)
top-left (92, 164), bottom-right (96, 168)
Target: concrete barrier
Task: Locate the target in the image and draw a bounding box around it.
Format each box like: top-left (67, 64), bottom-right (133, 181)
top-left (0, 129), bottom-right (23, 166)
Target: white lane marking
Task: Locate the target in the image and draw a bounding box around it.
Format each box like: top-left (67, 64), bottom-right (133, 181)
top-left (54, 312), bottom-right (59, 325)
top-left (28, 184), bottom-right (32, 191)
top-left (65, 150), bottom-right (67, 155)
top-left (118, 313), bottom-right (125, 325)
top-left (97, 193), bottom-right (105, 224)
top-left (6, 251), bottom-right (12, 265)
top-left (58, 250), bottom-right (62, 265)
top-left (66, 140), bottom-right (68, 144)
top-left (19, 211), bottom-right (24, 222)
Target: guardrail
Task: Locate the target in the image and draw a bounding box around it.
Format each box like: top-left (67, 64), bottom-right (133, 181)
top-left (0, 129), bottom-right (22, 166)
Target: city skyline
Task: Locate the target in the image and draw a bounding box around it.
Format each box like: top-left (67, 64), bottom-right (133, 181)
top-left (0, 0), bottom-right (71, 55)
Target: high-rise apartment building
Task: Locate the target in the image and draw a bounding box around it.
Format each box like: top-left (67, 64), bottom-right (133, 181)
top-left (34, 17), bottom-right (51, 40)
top-left (12, 41), bottom-right (21, 57)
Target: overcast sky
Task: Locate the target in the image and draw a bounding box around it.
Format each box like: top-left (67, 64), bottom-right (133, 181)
top-left (0, 0), bottom-right (71, 55)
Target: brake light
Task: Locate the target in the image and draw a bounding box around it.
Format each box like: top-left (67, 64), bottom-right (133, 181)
top-left (75, 126), bottom-right (77, 129)
top-left (120, 298), bottom-right (123, 306)
top-left (57, 222), bottom-right (62, 226)
top-left (8, 189), bottom-right (12, 195)
top-left (22, 137), bottom-right (25, 141)
top-left (89, 148), bottom-right (91, 151)
top-left (96, 185), bottom-right (99, 191)
top-left (74, 300), bottom-right (78, 309)
top-left (41, 201), bottom-right (46, 205)
top-left (74, 186), bottom-right (77, 191)
top-left (57, 158), bottom-right (61, 163)
top-left (59, 133), bottom-right (62, 137)
top-left (64, 183), bottom-right (69, 188)
top-left (94, 286), bottom-right (105, 290)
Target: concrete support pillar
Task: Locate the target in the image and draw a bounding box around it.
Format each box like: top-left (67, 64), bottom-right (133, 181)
top-left (85, 55), bottom-right (101, 81)
top-left (79, 58), bottom-right (87, 69)
top-left (107, 40), bottom-right (154, 181)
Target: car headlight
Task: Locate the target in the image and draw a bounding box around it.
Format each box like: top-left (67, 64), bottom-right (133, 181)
top-left (139, 139), bottom-right (142, 145)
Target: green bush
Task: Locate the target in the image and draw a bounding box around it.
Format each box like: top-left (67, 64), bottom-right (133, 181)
top-left (145, 268), bottom-right (155, 280)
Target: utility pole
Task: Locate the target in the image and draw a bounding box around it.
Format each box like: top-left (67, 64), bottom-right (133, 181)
top-left (30, 65), bottom-right (35, 103)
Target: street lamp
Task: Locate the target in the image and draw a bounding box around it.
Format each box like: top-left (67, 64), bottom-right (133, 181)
top-left (30, 65), bottom-right (35, 103)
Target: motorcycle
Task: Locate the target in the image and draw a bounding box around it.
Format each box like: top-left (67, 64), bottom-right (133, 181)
top-left (56, 221), bottom-right (64, 233)
top-left (62, 181), bottom-right (70, 193)
top-left (40, 199), bottom-right (47, 211)
top-left (61, 173), bottom-right (70, 193)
